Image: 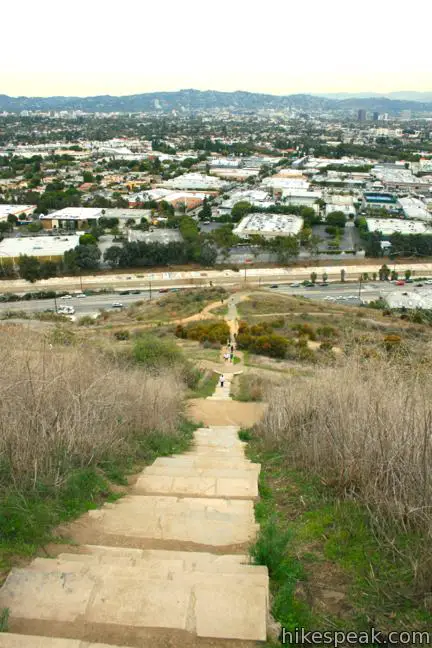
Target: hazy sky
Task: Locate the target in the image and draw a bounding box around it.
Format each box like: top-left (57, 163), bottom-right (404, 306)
top-left (2, 0), bottom-right (431, 97)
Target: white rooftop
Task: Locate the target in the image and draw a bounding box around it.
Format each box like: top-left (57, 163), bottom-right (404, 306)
top-left (366, 218), bottom-right (428, 236)
top-left (162, 173), bottom-right (226, 190)
top-left (0, 235), bottom-right (80, 258)
top-left (40, 207), bottom-right (103, 221)
top-left (398, 197), bottom-right (432, 221)
top-left (0, 204), bottom-right (36, 219)
top-left (233, 213), bottom-right (303, 238)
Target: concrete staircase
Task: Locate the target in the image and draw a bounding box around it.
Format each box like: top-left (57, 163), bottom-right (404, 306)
top-left (0, 426), bottom-right (268, 646)
top-left (206, 373), bottom-right (238, 401)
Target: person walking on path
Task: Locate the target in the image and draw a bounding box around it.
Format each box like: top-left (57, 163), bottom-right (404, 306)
top-left (220, 374), bottom-right (225, 388)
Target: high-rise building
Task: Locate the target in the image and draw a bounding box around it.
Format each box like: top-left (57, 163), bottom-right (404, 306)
top-left (358, 109), bottom-right (367, 122)
top-left (373, 112), bottom-right (380, 121)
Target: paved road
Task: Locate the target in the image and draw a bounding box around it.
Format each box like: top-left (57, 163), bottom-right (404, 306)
top-left (265, 281), bottom-right (432, 307)
top-left (1, 281), bottom-right (430, 319)
top-left (0, 292), bottom-right (152, 318)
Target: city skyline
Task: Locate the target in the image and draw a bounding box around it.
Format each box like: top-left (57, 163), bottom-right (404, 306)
top-left (2, 0), bottom-right (431, 98)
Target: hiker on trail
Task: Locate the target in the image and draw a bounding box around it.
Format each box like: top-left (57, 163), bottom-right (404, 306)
top-left (220, 374), bottom-right (225, 388)
top-left (230, 344), bottom-right (234, 353)
top-left (230, 352), bottom-right (234, 362)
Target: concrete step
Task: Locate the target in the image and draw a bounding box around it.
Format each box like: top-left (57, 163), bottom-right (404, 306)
top-left (0, 566), bottom-right (268, 641)
top-left (85, 495), bottom-right (259, 547)
top-left (143, 465), bottom-right (260, 478)
top-left (49, 546), bottom-right (263, 573)
top-left (28, 559), bottom-right (268, 588)
top-left (134, 474), bottom-right (258, 498)
top-left (152, 457), bottom-right (260, 472)
top-left (0, 636), bottom-right (129, 648)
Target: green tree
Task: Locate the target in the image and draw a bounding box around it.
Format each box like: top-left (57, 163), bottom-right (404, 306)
top-left (198, 197), bottom-right (212, 221)
top-left (231, 201), bottom-right (252, 223)
top-left (404, 269), bottom-right (412, 280)
top-left (7, 214), bottom-right (17, 226)
top-left (18, 255), bottom-right (41, 283)
top-left (79, 233), bottom-right (97, 246)
top-left (103, 246), bottom-right (123, 268)
top-left (340, 268), bottom-right (346, 282)
top-left (322, 272), bottom-right (328, 283)
top-left (379, 264), bottom-right (391, 281)
top-left (268, 236), bottom-right (299, 264)
top-left (83, 171), bottom-right (95, 183)
top-left (326, 211), bottom-right (347, 228)
top-left (311, 272), bottom-right (318, 284)
top-left (75, 244), bottom-right (101, 270)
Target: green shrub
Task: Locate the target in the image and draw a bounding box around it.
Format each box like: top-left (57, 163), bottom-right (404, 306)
top-left (78, 315), bottom-right (95, 326)
top-left (175, 320), bottom-right (230, 345)
top-left (316, 325), bottom-right (339, 340)
top-left (133, 334), bottom-right (183, 369)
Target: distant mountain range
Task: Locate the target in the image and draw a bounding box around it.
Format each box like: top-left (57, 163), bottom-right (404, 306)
top-left (0, 89), bottom-right (432, 114)
top-left (316, 91), bottom-right (432, 102)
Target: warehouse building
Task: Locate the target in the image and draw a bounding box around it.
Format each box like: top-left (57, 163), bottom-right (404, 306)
top-left (39, 207), bottom-right (103, 230)
top-left (362, 192), bottom-right (400, 213)
top-left (233, 213), bottom-right (303, 239)
top-left (0, 235), bottom-right (80, 262)
top-left (397, 197), bottom-right (432, 222)
top-left (366, 218), bottom-right (428, 236)
top-left (162, 173), bottom-right (228, 191)
top-left (0, 204), bottom-right (36, 221)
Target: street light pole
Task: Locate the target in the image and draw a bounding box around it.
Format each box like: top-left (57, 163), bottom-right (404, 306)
top-left (149, 280), bottom-right (152, 300)
top-left (358, 275), bottom-right (363, 300)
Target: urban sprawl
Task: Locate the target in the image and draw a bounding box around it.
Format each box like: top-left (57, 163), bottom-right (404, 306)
top-left (1, 105), bottom-right (432, 308)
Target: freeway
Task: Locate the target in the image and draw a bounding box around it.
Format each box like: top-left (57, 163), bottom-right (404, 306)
top-left (0, 291), bottom-right (152, 318)
top-left (1, 281), bottom-right (431, 319)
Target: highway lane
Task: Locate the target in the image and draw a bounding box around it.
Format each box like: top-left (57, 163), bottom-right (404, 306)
top-left (0, 281), bottom-right (429, 319)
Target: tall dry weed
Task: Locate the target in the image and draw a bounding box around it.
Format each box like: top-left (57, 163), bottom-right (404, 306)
top-left (258, 353), bottom-right (432, 591)
top-left (0, 326), bottom-right (184, 490)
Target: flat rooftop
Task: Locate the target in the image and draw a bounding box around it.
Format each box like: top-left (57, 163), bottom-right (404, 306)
top-left (366, 218), bottom-right (428, 235)
top-left (40, 207), bottom-right (103, 221)
top-left (398, 197), bottom-right (432, 221)
top-left (0, 204), bottom-right (36, 219)
top-left (233, 213), bottom-right (304, 238)
top-left (0, 235), bottom-right (80, 258)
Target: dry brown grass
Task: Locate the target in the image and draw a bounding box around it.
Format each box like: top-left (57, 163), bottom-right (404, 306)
top-left (0, 326), bottom-right (184, 491)
top-left (257, 353), bottom-right (432, 592)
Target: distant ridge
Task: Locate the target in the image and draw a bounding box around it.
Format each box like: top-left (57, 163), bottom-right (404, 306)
top-left (316, 91), bottom-right (432, 102)
top-left (1, 89), bottom-right (432, 113)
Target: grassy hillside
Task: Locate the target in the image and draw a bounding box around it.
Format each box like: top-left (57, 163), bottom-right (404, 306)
top-left (0, 324), bottom-right (194, 578)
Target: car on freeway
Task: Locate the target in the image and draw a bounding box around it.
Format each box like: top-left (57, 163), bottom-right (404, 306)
top-left (159, 288), bottom-right (169, 293)
top-left (76, 293), bottom-right (86, 298)
top-left (320, 282), bottom-right (329, 287)
top-left (395, 280), bottom-right (405, 286)
top-left (112, 302), bottom-right (123, 308)
top-left (324, 296), bottom-right (336, 301)
top-left (289, 282), bottom-right (301, 288)
top-left (60, 294), bottom-right (72, 299)
top-left (131, 290), bottom-right (140, 294)
top-left (302, 281), bottom-right (314, 287)
top-left (416, 283), bottom-right (424, 287)
top-left (424, 280), bottom-right (432, 285)
top-left (402, 292), bottom-right (409, 296)
top-left (58, 305), bottom-right (75, 314)
top-left (270, 284), bottom-right (279, 289)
